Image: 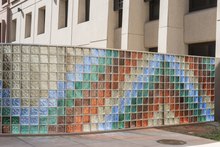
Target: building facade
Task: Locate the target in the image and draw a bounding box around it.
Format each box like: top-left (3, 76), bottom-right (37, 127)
top-left (0, 0), bottom-right (220, 57)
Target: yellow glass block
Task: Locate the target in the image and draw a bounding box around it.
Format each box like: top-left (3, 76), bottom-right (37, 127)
top-left (40, 90), bottom-right (49, 97)
top-left (31, 90), bottom-right (40, 97)
top-left (30, 99), bottom-right (39, 106)
top-left (49, 82), bottom-right (57, 90)
top-left (21, 98), bottom-right (30, 106)
top-left (49, 73), bottom-right (57, 81)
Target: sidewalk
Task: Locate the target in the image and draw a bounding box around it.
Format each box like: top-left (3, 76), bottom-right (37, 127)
top-left (0, 128), bottom-right (218, 147)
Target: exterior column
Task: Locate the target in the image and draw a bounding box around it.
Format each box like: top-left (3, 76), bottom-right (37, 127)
top-left (158, 0), bottom-right (187, 54)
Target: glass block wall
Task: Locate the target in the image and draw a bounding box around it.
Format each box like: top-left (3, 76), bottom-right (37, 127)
top-left (0, 44), bottom-right (215, 135)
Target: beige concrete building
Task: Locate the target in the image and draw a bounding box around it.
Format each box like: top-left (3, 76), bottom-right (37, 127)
top-left (0, 0), bottom-right (220, 57)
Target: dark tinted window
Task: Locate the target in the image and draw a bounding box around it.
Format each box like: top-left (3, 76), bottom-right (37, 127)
top-left (150, 0), bottom-right (160, 21)
top-left (188, 42), bottom-right (215, 57)
top-left (85, 0), bottom-right (90, 21)
top-left (189, 0), bottom-right (217, 12)
top-left (149, 47), bottom-right (158, 53)
top-left (114, 0), bottom-right (123, 28)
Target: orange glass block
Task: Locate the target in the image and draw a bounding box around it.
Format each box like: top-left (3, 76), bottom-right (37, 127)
top-left (175, 111), bottom-right (180, 117)
top-left (98, 98), bottom-right (105, 106)
top-left (143, 113), bottom-right (148, 119)
top-left (91, 82), bottom-right (97, 89)
top-left (99, 74), bottom-right (105, 81)
top-left (98, 90), bottom-right (105, 97)
top-left (142, 120), bottom-right (148, 127)
top-left (58, 116), bottom-right (65, 124)
top-left (170, 97), bottom-right (175, 103)
top-left (159, 98), bottom-right (164, 103)
top-left (74, 116), bottom-right (82, 124)
top-left (74, 124), bottom-right (82, 133)
top-left (66, 108), bottom-right (74, 115)
top-left (189, 63), bottom-right (194, 69)
top-left (83, 107), bottom-right (90, 114)
top-left (136, 120), bottom-right (142, 127)
top-left (2, 126), bottom-right (10, 133)
top-left (119, 67), bottom-right (124, 73)
top-left (75, 99), bottom-right (82, 106)
top-left (185, 57), bottom-right (189, 62)
top-left (48, 125), bottom-right (57, 133)
top-left (83, 90), bottom-right (90, 98)
top-left (125, 122), bottom-right (130, 128)
top-left (132, 60), bottom-right (137, 66)
top-left (194, 70), bottom-right (198, 76)
top-left (91, 99), bottom-right (97, 106)
top-left (175, 104), bottom-right (180, 110)
top-left (58, 125), bottom-right (65, 133)
top-left (66, 125), bottom-right (74, 133)
top-left (131, 52), bottom-right (137, 59)
top-left (113, 74), bottom-right (118, 81)
top-left (164, 97), bottom-right (169, 103)
top-left (165, 91), bottom-right (169, 96)
top-left (106, 82), bottom-right (111, 89)
top-left (105, 90), bottom-right (111, 97)
top-left (66, 116), bottom-right (74, 124)
top-left (149, 112), bottom-right (154, 119)
top-left (90, 90), bottom-right (97, 97)
top-left (125, 67), bottom-right (131, 74)
top-left (149, 105), bottom-right (153, 111)
top-left (125, 59), bottom-right (131, 66)
top-left (83, 99), bottom-right (90, 106)
top-left (91, 107), bottom-right (98, 114)
top-left (170, 104), bottom-right (175, 111)
top-left (119, 75), bottom-right (125, 81)
top-left (74, 107), bottom-right (82, 115)
top-left (138, 52), bottom-right (143, 59)
top-left (112, 82), bottom-right (118, 89)
top-left (83, 115), bottom-right (90, 123)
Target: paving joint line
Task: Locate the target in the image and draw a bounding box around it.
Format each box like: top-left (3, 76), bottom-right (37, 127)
top-left (16, 137), bottom-right (36, 147)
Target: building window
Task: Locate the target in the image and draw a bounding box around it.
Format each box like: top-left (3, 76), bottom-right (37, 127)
top-left (58, 0), bottom-right (68, 29)
top-left (114, 0), bottom-right (123, 28)
top-left (25, 12), bottom-right (32, 38)
top-left (0, 20), bottom-right (6, 42)
top-left (11, 19), bottom-right (17, 42)
top-left (0, 23), bottom-right (1, 43)
top-left (189, 0), bottom-right (217, 12)
top-left (149, 47), bottom-right (158, 52)
top-left (188, 42), bottom-right (215, 57)
top-left (149, 0), bottom-right (160, 21)
top-left (38, 6), bottom-right (46, 35)
top-left (78, 0), bottom-right (90, 23)
top-left (2, 0), bottom-right (7, 5)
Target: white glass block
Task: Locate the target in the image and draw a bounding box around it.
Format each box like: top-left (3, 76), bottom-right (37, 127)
top-left (12, 63), bottom-right (20, 71)
top-left (57, 65), bottom-right (65, 72)
top-left (112, 91), bottom-right (118, 97)
top-left (91, 115), bottom-right (98, 123)
top-left (49, 47), bottom-right (57, 54)
top-left (57, 47), bottom-right (65, 55)
top-left (21, 72), bottom-right (30, 80)
top-left (40, 64), bottom-right (48, 72)
top-left (174, 118), bottom-right (180, 124)
top-left (31, 46), bottom-right (39, 54)
top-left (98, 107), bottom-right (104, 115)
top-left (91, 124), bottom-right (98, 132)
top-left (105, 107), bottom-right (111, 114)
top-left (76, 57), bottom-right (83, 64)
top-left (13, 45), bottom-right (21, 53)
top-left (98, 115), bottom-right (104, 123)
top-left (83, 124), bottom-right (91, 132)
top-left (21, 98), bottom-right (30, 106)
top-left (12, 89), bottom-right (21, 97)
top-left (22, 54), bottom-right (30, 62)
top-left (105, 99), bottom-right (110, 106)
top-left (12, 72), bottom-right (20, 80)
top-left (13, 54), bottom-right (21, 62)
top-left (40, 90), bottom-right (49, 97)
top-left (31, 73), bottom-right (40, 81)
top-left (67, 47), bottom-right (74, 55)
top-left (40, 46), bottom-right (48, 54)
top-left (58, 56), bottom-right (65, 63)
top-left (40, 73), bottom-right (48, 81)
top-left (57, 73), bottom-right (64, 81)
top-left (76, 48), bottom-right (82, 56)
top-left (21, 89), bottom-right (30, 97)
top-left (31, 55), bottom-right (39, 63)
top-left (66, 56), bottom-right (75, 63)
top-left (31, 82), bottom-right (40, 89)
top-left (83, 49), bottom-right (90, 55)
top-left (21, 81), bottom-right (30, 89)
top-left (49, 82), bottom-right (57, 90)
top-left (49, 73), bottom-right (57, 81)
top-left (50, 56), bottom-right (57, 63)
top-left (21, 63), bottom-right (29, 71)
top-left (66, 65), bottom-right (74, 72)
top-left (12, 81), bottom-right (20, 89)
top-left (3, 45), bottom-right (12, 53)
top-left (31, 90), bottom-right (40, 97)
top-left (49, 64), bottom-right (57, 72)
top-left (30, 99), bottom-right (38, 106)
top-left (40, 55), bottom-right (48, 63)
top-left (41, 82), bottom-right (48, 90)
top-left (31, 64), bottom-right (39, 72)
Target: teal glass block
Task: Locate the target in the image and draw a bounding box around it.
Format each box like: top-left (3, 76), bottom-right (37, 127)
top-left (30, 126), bottom-right (39, 134)
top-left (175, 77), bottom-right (179, 82)
top-left (180, 91), bottom-right (185, 97)
top-left (160, 63), bottom-right (164, 68)
top-left (159, 69), bottom-right (163, 75)
top-left (119, 122), bottom-right (124, 129)
top-left (137, 91), bottom-right (143, 97)
top-left (143, 90), bottom-right (149, 97)
top-left (48, 116), bottom-right (57, 125)
top-left (149, 77), bottom-right (154, 82)
top-left (170, 77), bottom-right (174, 83)
top-left (113, 51), bottom-right (119, 57)
top-left (170, 70), bottom-right (174, 76)
top-left (12, 117), bottom-right (19, 124)
top-left (2, 117), bottom-right (10, 124)
top-left (66, 90), bottom-right (75, 99)
top-left (99, 58), bottom-right (105, 64)
top-left (131, 106), bottom-right (137, 113)
top-left (83, 74), bottom-right (90, 81)
top-left (106, 50), bottom-right (112, 57)
top-left (154, 76), bottom-right (159, 82)
top-left (125, 106), bottom-right (130, 113)
top-left (21, 125), bottom-right (29, 134)
top-left (112, 122), bottom-right (118, 130)
top-left (82, 82), bottom-right (90, 89)
top-left (125, 114), bottom-right (131, 121)
top-left (39, 126), bottom-right (48, 134)
top-left (2, 107), bottom-right (10, 116)
top-left (189, 97), bottom-right (193, 103)
top-left (58, 107), bottom-right (65, 115)
top-left (91, 73), bottom-right (98, 81)
top-left (58, 100), bottom-right (65, 107)
top-left (137, 98), bottom-right (143, 105)
top-left (91, 65), bottom-right (98, 72)
top-left (165, 62), bottom-right (170, 68)
top-left (75, 90), bottom-right (83, 98)
top-left (106, 58), bottom-right (112, 65)
top-left (65, 99), bottom-right (74, 107)
top-left (39, 116), bottom-right (48, 125)
top-left (165, 70), bottom-right (169, 75)
top-left (98, 66), bottom-right (105, 73)
top-left (211, 65), bottom-right (215, 71)
top-left (49, 108), bottom-right (57, 116)
top-left (211, 71), bottom-right (215, 77)
top-left (143, 83), bottom-right (149, 89)
top-left (155, 69), bottom-right (159, 75)
top-left (194, 110), bottom-right (198, 115)
top-left (132, 98), bottom-right (136, 104)
top-left (75, 82), bottom-right (82, 89)
top-left (207, 65), bottom-right (211, 70)
top-left (119, 114), bottom-right (124, 121)
top-left (12, 125), bottom-right (20, 134)
top-left (185, 91), bottom-right (189, 96)
top-left (194, 104), bottom-right (198, 109)
top-left (149, 83), bottom-right (154, 89)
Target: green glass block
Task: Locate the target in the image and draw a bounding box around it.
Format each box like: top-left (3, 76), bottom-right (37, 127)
top-left (65, 99), bottom-right (74, 107)
top-left (211, 71), bottom-right (215, 77)
top-left (184, 98), bottom-right (189, 103)
top-left (154, 76), bottom-right (159, 82)
top-left (48, 116), bottom-right (57, 125)
top-left (143, 90), bottom-right (149, 97)
top-left (2, 117), bottom-right (10, 124)
top-left (2, 107), bottom-right (10, 116)
top-left (83, 74), bottom-right (90, 81)
top-left (112, 122), bottom-right (118, 130)
top-left (99, 58), bottom-right (105, 64)
top-left (211, 65), bottom-right (215, 71)
top-left (155, 69), bottom-right (159, 75)
top-left (119, 114), bottom-right (124, 121)
top-left (125, 114), bottom-right (131, 121)
top-left (189, 97), bottom-right (193, 103)
top-left (137, 91), bottom-right (143, 97)
top-left (149, 77), bottom-right (154, 82)
top-left (143, 83), bottom-right (149, 89)
top-left (119, 122), bottom-right (124, 129)
top-left (185, 91), bottom-right (189, 96)
top-left (159, 69), bottom-right (163, 75)
top-left (91, 65), bottom-right (98, 72)
top-left (12, 125), bottom-right (20, 134)
top-left (160, 63), bottom-right (164, 68)
top-left (75, 90), bottom-right (83, 98)
top-left (30, 126), bottom-right (38, 134)
top-left (39, 126), bottom-right (48, 134)
top-left (165, 70), bottom-right (169, 75)
top-left (58, 100), bottom-right (64, 106)
top-left (175, 77), bottom-right (179, 82)
top-left (91, 73), bottom-right (98, 81)
top-left (99, 66), bottom-right (105, 73)
top-left (194, 104), bottom-right (198, 109)
top-left (131, 106), bottom-right (137, 113)
top-left (189, 104), bottom-right (194, 109)
top-left (21, 125), bottom-right (29, 134)
top-left (137, 98), bottom-right (143, 105)
top-left (113, 51), bottom-right (119, 57)
top-left (170, 77), bottom-right (174, 83)
top-left (207, 65), bottom-right (211, 70)
top-left (198, 110), bottom-right (202, 115)
top-left (132, 98), bottom-right (136, 105)
top-left (106, 58), bottom-right (112, 65)
top-left (165, 62), bottom-right (170, 68)
top-left (49, 108), bottom-right (57, 116)
top-left (170, 70), bottom-right (174, 76)
top-left (58, 107), bottom-right (65, 115)
top-left (66, 90), bottom-right (75, 99)
top-left (39, 116), bottom-right (48, 125)
top-left (12, 117), bottom-right (19, 124)
top-left (75, 82), bottom-right (82, 89)
top-left (106, 50), bottom-right (112, 57)
top-left (125, 106), bottom-right (131, 113)
top-left (149, 83), bottom-right (154, 90)
top-left (82, 82), bottom-right (91, 89)
top-left (194, 110), bottom-right (198, 115)
top-left (180, 91), bottom-right (184, 97)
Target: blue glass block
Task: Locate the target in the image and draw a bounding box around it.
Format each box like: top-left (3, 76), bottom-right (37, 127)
top-left (49, 90), bottom-right (57, 99)
top-left (0, 90), bottom-right (2, 98)
top-left (175, 69), bottom-right (180, 76)
top-left (207, 109), bottom-right (211, 115)
top-left (203, 103), bottom-right (207, 109)
top-left (211, 116), bottom-right (215, 121)
top-left (199, 97), bottom-right (203, 103)
top-left (165, 55), bottom-right (171, 62)
top-left (12, 108), bottom-right (20, 116)
top-left (0, 80), bottom-right (2, 89)
top-left (20, 117), bottom-right (29, 125)
top-left (206, 116), bottom-right (210, 121)
top-left (125, 98), bottom-right (131, 105)
top-left (57, 91), bottom-right (65, 99)
top-left (202, 109), bottom-right (207, 115)
top-left (112, 106), bottom-right (119, 114)
top-left (105, 122), bottom-right (112, 130)
top-left (143, 68), bottom-right (149, 75)
top-left (48, 99), bottom-right (57, 107)
top-left (175, 63), bottom-right (180, 69)
top-left (137, 83), bottom-right (143, 90)
top-left (84, 56), bottom-right (91, 65)
top-left (125, 91), bottom-right (131, 98)
top-left (137, 75), bottom-right (143, 82)
top-left (66, 82), bottom-right (74, 90)
top-left (39, 99), bottom-right (48, 107)
top-left (194, 91), bottom-right (198, 96)
top-left (30, 117), bottom-right (39, 125)
top-left (180, 70), bottom-right (185, 76)
top-left (75, 65), bottom-right (83, 73)
top-left (98, 123), bottom-right (105, 131)
top-left (39, 107), bottom-right (48, 116)
top-left (149, 61), bottom-right (155, 68)
top-left (155, 62), bottom-right (160, 68)
top-left (119, 99), bottom-right (125, 113)
top-left (105, 114), bottom-right (112, 122)
top-left (180, 77), bottom-right (185, 82)
top-left (12, 99), bottom-right (20, 107)
top-left (21, 108), bottom-right (29, 116)
top-left (2, 89), bottom-right (10, 98)
top-left (58, 81), bottom-right (65, 90)
top-left (3, 98), bottom-right (10, 106)
top-left (189, 84), bottom-right (194, 89)
top-left (185, 84), bottom-right (189, 89)
top-left (113, 114), bottom-right (119, 122)
top-left (194, 97), bottom-right (198, 103)
top-left (132, 83), bottom-right (138, 90)
top-left (84, 65), bottom-right (91, 73)
top-left (75, 73), bottom-right (83, 81)
top-left (199, 103), bottom-right (203, 109)
top-left (91, 57), bottom-right (99, 64)
top-left (30, 108), bottom-right (38, 116)
top-left (91, 49), bottom-right (99, 56)
top-left (154, 54), bottom-right (160, 61)
top-left (66, 73), bottom-right (75, 81)
top-left (170, 62), bottom-right (175, 68)
top-left (210, 58), bottom-right (215, 64)
top-left (143, 75), bottom-right (149, 82)
top-left (185, 77), bottom-right (189, 83)
top-left (99, 50), bottom-right (106, 57)
top-left (131, 90), bottom-right (137, 97)
top-left (149, 68), bottom-right (155, 75)
top-left (170, 56), bottom-right (175, 62)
